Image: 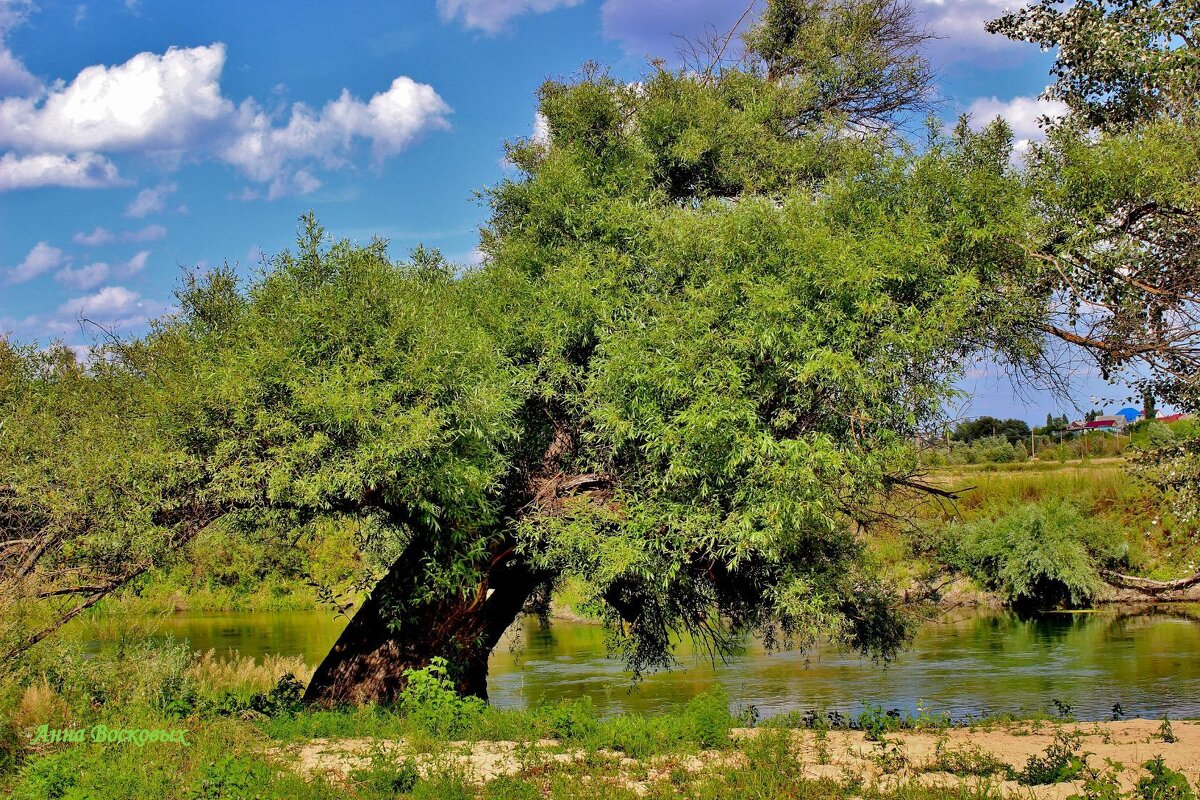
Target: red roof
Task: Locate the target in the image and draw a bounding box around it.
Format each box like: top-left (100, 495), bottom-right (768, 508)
top-left (1156, 413), bottom-right (1187, 424)
top-left (1084, 420), bottom-right (1116, 428)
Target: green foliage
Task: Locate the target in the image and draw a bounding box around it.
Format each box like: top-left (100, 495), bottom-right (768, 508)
top-left (1074, 758), bottom-right (1127, 800)
top-left (682, 688), bottom-right (736, 750)
top-left (348, 747), bottom-right (419, 796)
top-left (399, 658), bottom-right (486, 737)
top-left (543, 696), bottom-right (600, 741)
top-left (1018, 729), bottom-right (1090, 785)
top-left (1154, 716), bottom-right (1178, 744)
top-left (931, 739), bottom-right (1013, 778)
top-left (947, 500), bottom-right (1129, 609)
top-left (988, 0), bottom-right (1199, 128)
top-left (1137, 757), bottom-right (1195, 800)
top-left (952, 417), bottom-right (1032, 445)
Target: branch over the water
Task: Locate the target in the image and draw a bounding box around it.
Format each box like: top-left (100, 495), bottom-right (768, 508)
top-left (1100, 569), bottom-right (1200, 596)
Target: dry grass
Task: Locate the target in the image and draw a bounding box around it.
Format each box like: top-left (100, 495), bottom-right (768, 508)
top-left (188, 649), bottom-right (314, 697)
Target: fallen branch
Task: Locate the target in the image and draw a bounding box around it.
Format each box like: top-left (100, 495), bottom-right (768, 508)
top-left (1100, 569), bottom-right (1200, 596)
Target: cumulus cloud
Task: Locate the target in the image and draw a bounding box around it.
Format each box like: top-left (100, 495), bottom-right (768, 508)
top-left (124, 181), bottom-right (177, 217)
top-left (532, 111), bottom-right (550, 145)
top-left (222, 76), bottom-right (452, 198)
top-left (0, 0), bottom-right (39, 96)
top-left (119, 249), bottom-right (149, 275)
top-left (126, 223), bottom-right (166, 242)
top-left (438, 0), bottom-right (584, 34)
top-left (0, 44), bottom-right (232, 155)
top-left (966, 94), bottom-right (1068, 151)
top-left (0, 151), bottom-right (123, 190)
top-left (916, 0), bottom-right (1025, 63)
top-left (0, 35), bottom-right (452, 197)
top-left (57, 285), bottom-right (166, 323)
top-left (72, 226), bottom-right (115, 246)
top-left (5, 241), bottom-right (67, 283)
top-left (55, 261), bottom-right (110, 290)
top-left (71, 224), bottom-right (165, 246)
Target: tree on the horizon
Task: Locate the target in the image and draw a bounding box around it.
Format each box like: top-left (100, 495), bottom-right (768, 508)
top-left (951, 417), bottom-right (1032, 445)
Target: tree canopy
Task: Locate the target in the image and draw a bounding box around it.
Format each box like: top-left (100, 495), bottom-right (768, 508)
top-left (3, 0), bottom-right (1198, 701)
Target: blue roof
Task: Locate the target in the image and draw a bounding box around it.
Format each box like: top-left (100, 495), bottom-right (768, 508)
top-left (1116, 408), bottom-right (1140, 421)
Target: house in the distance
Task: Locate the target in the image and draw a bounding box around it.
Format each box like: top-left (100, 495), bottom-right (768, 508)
top-left (1065, 415), bottom-right (1129, 433)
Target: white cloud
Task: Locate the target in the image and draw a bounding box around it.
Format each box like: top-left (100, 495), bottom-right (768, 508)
top-left (222, 76), bottom-right (451, 196)
top-left (57, 285), bottom-right (164, 321)
top-left (125, 223), bottom-right (166, 242)
top-left (0, 39), bottom-right (451, 198)
top-left (124, 181), bottom-right (177, 217)
top-left (55, 261), bottom-right (109, 290)
top-left (0, 0), bottom-right (39, 96)
top-left (0, 151), bottom-right (123, 190)
top-left (72, 226), bottom-right (115, 246)
top-left (437, 0), bottom-right (584, 34)
top-left (600, 0), bottom-right (755, 57)
top-left (72, 224), bottom-right (166, 246)
top-left (461, 0), bottom-right (1025, 64)
top-left (0, 44), bottom-right (232, 155)
top-left (532, 111), bottom-right (550, 145)
top-left (56, 250), bottom-right (149, 289)
top-left (966, 95), bottom-right (1068, 152)
top-left (917, 0), bottom-right (1024, 63)
top-left (5, 241), bottom-right (67, 283)
top-left (118, 249), bottom-right (149, 276)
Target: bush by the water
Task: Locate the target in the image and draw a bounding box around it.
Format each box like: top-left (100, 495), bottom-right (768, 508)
top-left (945, 500), bottom-right (1129, 609)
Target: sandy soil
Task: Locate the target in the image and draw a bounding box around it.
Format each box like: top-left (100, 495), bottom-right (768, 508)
top-left (276, 718), bottom-right (1200, 796)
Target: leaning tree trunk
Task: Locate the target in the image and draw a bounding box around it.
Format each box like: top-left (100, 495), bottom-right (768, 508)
top-left (303, 536), bottom-right (541, 706)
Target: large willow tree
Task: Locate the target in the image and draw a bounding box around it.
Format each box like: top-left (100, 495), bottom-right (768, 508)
top-left (3, 0), bottom-right (1045, 703)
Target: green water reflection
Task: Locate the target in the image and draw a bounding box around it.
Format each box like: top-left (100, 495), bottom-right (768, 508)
top-left (127, 605), bottom-right (1200, 721)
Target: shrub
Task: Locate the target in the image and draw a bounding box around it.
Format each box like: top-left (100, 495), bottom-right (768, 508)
top-left (1017, 730), bottom-right (1089, 785)
top-left (1137, 757), bottom-right (1195, 800)
top-left (683, 689), bottom-right (735, 749)
top-left (542, 696), bottom-right (599, 742)
top-left (951, 500), bottom-right (1129, 609)
top-left (399, 657), bottom-right (485, 738)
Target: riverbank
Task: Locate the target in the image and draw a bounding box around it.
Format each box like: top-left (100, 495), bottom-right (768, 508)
top-left (4, 623), bottom-right (1200, 799)
top-left (6, 703), bottom-right (1198, 799)
top-left (281, 718), bottom-right (1200, 798)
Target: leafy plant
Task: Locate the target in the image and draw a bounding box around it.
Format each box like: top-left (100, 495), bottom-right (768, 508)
top-left (399, 658), bottom-right (485, 738)
top-left (950, 500), bottom-right (1129, 609)
top-left (1155, 716), bottom-right (1178, 744)
top-left (1018, 730), bottom-right (1090, 785)
top-left (1137, 757), bottom-right (1195, 800)
top-left (931, 739), bottom-right (1014, 778)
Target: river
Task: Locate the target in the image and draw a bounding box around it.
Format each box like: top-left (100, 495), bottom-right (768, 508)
top-left (115, 605), bottom-right (1200, 721)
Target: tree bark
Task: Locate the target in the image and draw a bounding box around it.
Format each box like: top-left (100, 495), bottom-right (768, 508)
top-left (302, 536), bottom-right (542, 706)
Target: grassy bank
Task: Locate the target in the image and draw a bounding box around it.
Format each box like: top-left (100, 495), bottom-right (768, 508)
top-left (1, 637), bottom-right (1197, 800)
top-left (110, 459), bottom-right (1197, 617)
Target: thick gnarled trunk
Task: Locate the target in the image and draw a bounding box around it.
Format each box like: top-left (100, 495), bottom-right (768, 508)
top-left (303, 539), bottom-right (540, 706)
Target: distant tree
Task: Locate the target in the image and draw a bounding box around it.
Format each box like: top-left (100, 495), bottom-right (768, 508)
top-left (1143, 390), bottom-right (1158, 421)
top-left (951, 417), bottom-right (1031, 445)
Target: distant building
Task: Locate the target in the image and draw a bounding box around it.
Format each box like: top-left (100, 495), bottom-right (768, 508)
top-left (1066, 415), bottom-right (1128, 433)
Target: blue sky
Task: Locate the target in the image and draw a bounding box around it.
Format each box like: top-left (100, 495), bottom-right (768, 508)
top-left (0, 0), bottom-right (1139, 424)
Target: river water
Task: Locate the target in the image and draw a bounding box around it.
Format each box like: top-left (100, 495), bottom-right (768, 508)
top-left (128, 604), bottom-right (1200, 721)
